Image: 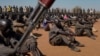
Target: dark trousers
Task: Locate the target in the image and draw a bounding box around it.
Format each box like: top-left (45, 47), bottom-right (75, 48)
top-left (49, 34), bottom-right (76, 46)
top-left (75, 28), bottom-right (94, 37)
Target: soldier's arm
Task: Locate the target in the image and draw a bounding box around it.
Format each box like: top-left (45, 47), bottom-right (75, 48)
top-left (13, 21), bottom-right (27, 27)
top-left (57, 29), bottom-right (70, 36)
top-left (76, 22), bottom-right (85, 28)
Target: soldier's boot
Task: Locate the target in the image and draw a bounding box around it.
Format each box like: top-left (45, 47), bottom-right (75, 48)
top-left (69, 43), bottom-right (81, 52)
top-left (89, 36), bottom-right (96, 40)
top-left (88, 34), bottom-right (96, 40)
top-left (87, 31), bottom-right (96, 40)
top-left (76, 43), bottom-right (85, 47)
top-left (74, 41), bottom-right (85, 47)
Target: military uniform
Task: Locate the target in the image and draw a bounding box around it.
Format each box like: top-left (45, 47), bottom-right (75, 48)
top-left (18, 36), bottom-right (43, 56)
top-left (0, 19), bottom-right (43, 56)
top-left (70, 15), bottom-right (77, 26)
top-left (0, 19), bottom-right (15, 56)
top-left (49, 19), bottom-right (84, 52)
top-left (75, 17), bottom-right (96, 40)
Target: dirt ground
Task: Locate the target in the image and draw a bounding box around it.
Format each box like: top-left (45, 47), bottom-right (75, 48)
top-left (33, 19), bottom-right (100, 56)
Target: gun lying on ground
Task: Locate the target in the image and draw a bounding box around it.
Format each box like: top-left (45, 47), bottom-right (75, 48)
top-left (13, 0), bottom-right (55, 53)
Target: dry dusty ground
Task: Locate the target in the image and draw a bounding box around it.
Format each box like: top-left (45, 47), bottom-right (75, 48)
top-left (33, 19), bottom-right (100, 56)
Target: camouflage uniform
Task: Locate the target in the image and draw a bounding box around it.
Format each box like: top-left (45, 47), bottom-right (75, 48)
top-left (0, 19), bottom-right (43, 56)
top-left (0, 19), bottom-right (16, 56)
top-left (70, 15), bottom-right (77, 26)
top-left (49, 19), bottom-right (84, 52)
top-left (75, 17), bottom-right (96, 40)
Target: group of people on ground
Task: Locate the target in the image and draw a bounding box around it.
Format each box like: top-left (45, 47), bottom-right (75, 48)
top-left (42, 13), bottom-right (99, 52)
top-left (0, 5), bottom-right (100, 56)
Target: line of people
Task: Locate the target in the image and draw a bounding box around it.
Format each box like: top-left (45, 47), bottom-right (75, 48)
top-left (42, 13), bottom-right (99, 52)
top-left (0, 5), bottom-right (33, 22)
top-left (0, 6), bottom-right (44, 56)
top-left (0, 5), bottom-right (99, 55)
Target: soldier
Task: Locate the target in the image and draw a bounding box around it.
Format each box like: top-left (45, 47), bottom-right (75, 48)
top-left (64, 15), bottom-right (72, 27)
top-left (2, 6), bottom-right (7, 19)
top-left (7, 5), bottom-right (12, 12)
top-left (12, 5), bottom-right (15, 13)
top-left (15, 6), bottom-right (19, 21)
top-left (70, 14), bottom-right (77, 26)
top-left (23, 6), bottom-right (30, 22)
top-left (23, 6), bottom-right (27, 13)
top-left (0, 6), bottom-right (2, 19)
top-left (75, 15), bottom-right (96, 40)
top-left (49, 19), bottom-right (84, 52)
top-left (6, 5), bottom-right (12, 20)
top-left (15, 6), bottom-right (18, 13)
top-left (0, 6), bottom-right (2, 14)
top-left (42, 15), bottom-right (51, 31)
top-left (29, 6), bottom-right (34, 13)
top-left (17, 6), bottom-right (24, 23)
top-left (0, 19), bottom-right (15, 56)
top-left (10, 5), bottom-right (17, 21)
top-left (19, 6), bottom-right (23, 13)
top-left (2, 6), bottom-right (7, 13)
top-left (0, 18), bottom-right (43, 56)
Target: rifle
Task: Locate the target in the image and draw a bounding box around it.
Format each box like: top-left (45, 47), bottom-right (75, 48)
top-left (13, 0), bottom-right (55, 53)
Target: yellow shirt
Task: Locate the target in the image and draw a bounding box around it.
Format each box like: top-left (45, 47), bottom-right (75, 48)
top-left (7, 6), bottom-right (11, 12)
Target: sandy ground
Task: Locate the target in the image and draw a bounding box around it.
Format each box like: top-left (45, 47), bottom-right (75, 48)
top-left (33, 19), bottom-right (100, 56)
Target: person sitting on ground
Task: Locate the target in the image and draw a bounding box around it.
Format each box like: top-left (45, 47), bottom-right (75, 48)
top-left (49, 18), bottom-right (84, 52)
